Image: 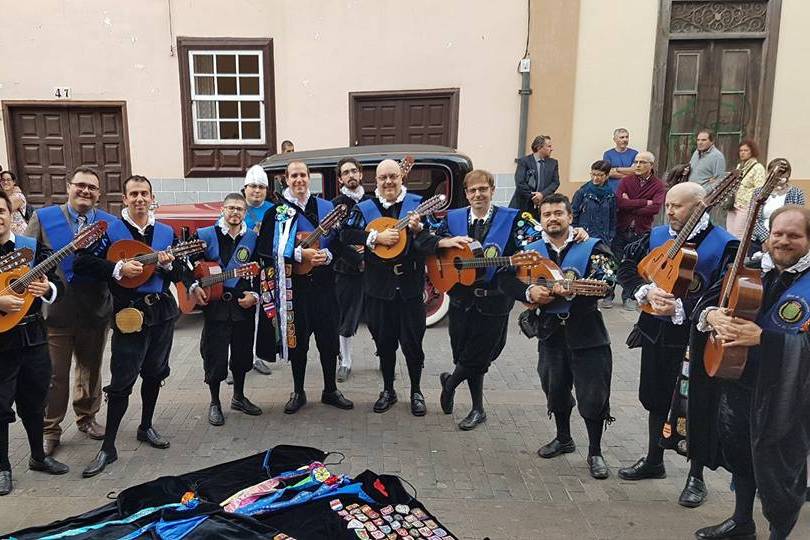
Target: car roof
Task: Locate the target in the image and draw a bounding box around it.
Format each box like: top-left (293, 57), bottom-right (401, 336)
top-left (259, 144), bottom-right (472, 172)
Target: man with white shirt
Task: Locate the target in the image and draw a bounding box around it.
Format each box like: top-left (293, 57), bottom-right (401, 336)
top-left (74, 175), bottom-right (185, 478)
top-left (616, 182), bottom-right (737, 507)
top-left (255, 161), bottom-right (354, 414)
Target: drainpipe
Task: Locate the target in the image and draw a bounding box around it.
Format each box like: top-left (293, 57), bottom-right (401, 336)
top-left (517, 57), bottom-right (532, 160)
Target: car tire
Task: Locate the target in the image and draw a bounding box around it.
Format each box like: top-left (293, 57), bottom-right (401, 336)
top-left (424, 281), bottom-right (450, 327)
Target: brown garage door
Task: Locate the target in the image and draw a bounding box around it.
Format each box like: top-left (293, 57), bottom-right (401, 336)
top-left (350, 89), bottom-right (459, 147)
top-left (6, 104), bottom-right (130, 215)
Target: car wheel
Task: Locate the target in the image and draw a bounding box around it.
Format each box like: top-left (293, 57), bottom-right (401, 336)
top-left (424, 281), bottom-right (449, 326)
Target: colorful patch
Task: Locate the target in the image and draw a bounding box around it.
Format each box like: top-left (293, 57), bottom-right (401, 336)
top-left (482, 244), bottom-right (501, 258)
top-left (235, 246), bottom-right (251, 263)
top-left (778, 299), bottom-right (805, 324)
top-left (330, 499), bottom-right (343, 511)
top-left (412, 509), bottom-right (427, 519)
top-left (677, 416), bottom-right (687, 436)
top-left (348, 519), bottom-right (364, 529)
top-left (380, 505), bottom-right (394, 515)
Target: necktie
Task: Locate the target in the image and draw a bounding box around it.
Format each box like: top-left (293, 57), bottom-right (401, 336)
top-left (76, 214), bottom-right (87, 233)
top-left (472, 219), bottom-right (485, 242)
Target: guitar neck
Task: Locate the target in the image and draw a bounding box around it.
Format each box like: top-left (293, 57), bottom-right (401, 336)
top-left (9, 241), bottom-right (77, 294)
top-left (299, 226), bottom-right (327, 249)
top-left (458, 256), bottom-right (519, 269)
top-left (200, 268), bottom-right (239, 287)
top-left (394, 198), bottom-right (443, 230)
top-left (719, 201), bottom-right (762, 308)
top-left (667, 202), bottom-right (707, 258)
top-left (133, 244), bottom-right (192, 265)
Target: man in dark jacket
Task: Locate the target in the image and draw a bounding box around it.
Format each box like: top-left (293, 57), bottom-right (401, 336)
top-left (509, 135), bottom-right (560, 215)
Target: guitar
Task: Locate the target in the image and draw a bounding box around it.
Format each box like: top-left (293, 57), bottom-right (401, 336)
top-left (0, 248), bottom-right (34, 274)
top-left (426, 242), bottom-right (542, 293)
top-left (177, 261), bottom-right (261, 314)
top-left (637, 169), bottom-right (741, 315)
top-left (292, 204), bottom-right (348, 275)
top-left (106, 239), bottom-right (206, 289)
top-left (517, 258), bottom-right (609, 308)
top-left (366, 194), bottom-right (448, 260)
top-left (0, 222), bottom-right (107, 333)
top-left (704, 161), bottom-right (788, 379)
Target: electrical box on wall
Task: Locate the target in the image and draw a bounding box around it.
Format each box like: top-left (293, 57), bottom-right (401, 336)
top-left (518, 58), bottom-right (531, 73)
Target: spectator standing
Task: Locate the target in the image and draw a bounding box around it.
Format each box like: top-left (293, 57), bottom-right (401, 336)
top-left (509, 135), bottom-right (560, 215)
top-left (615, 151), bottom-right (666, 310)
top-left (752, 158), bottom-right (806, 251)
top-left (0, 171), bottom-right (28, 235)
top-left (281, 140), bottom-right (295, 153)
top-left (726, 140), bottom-right (766, 238)
top-left (603, 128), bottom-right (638, 193)
top-left (688, 129), bottom-right (726, 188)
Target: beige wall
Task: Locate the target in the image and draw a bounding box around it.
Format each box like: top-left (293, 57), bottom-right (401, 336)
top-left (0, 0), bottom-right (526, 181)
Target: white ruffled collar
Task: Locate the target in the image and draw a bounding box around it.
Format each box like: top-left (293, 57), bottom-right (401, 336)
top-left (340, 185), bottom-right (366, 203)
top-left (121, 207), bottom-right (155, 235)
top-left (375, 186), bottom-right (407, 210)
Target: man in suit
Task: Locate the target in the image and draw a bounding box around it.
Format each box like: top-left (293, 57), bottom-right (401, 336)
top-left (509, 135), bottom-right (560, 215)
top-left (25, 166), bottom-right (116, 456)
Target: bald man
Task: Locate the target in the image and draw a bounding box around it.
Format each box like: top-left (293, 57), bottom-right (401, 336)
top-left (341, 159), bottom-right (467, 415)
top-left (617, 182), bottom-right (738, 507)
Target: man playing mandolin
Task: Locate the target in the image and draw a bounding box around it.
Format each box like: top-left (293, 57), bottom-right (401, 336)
top-left (617, 182), bottom-right (738, 507)
top-left (689, 205), bottom-right (810, 540)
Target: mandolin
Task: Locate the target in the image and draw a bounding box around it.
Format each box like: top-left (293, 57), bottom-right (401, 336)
top-left (704, 161), bottom-right (788, 379)
top-left (426, 242), bottom-right (542, 293)
top-left (366, 193), bottom-right (448, 260)
top-left (0, 248), bottom-right (34, 274)
top-left (107, 238), bottom-right (206, 289)
top-left (517, 258), bottom-right (609, 308)
top-left (177, 261), bottom-right (260, 314)
top-left (292, 203), bottom-right (348, 275)
top-left (0, 222), bottom-right (107, 333)
top-left (637, 170), bottom-right (741, 315)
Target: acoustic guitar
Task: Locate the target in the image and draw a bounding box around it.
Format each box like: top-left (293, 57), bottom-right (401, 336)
top-left (0, 248), bottom-right (34, 274)
top-left (177, 261), bottom-right (261, 314)
top-left (426, 242), bottom-right (542, 293)
top-left (366, 193), bottom-right (448, 260)
top-left (637, 169), bottom-right (741, 315)
top-left (107, 238), bottom-right (206, 289)
top-left (0, 222), bottom-right (107, 333)
top-left (704, 161), bottom-right (788, 379)
top-left (292, 203), bottom-right (348, 275)
top-left (517, 258), bottom-right (610, 308)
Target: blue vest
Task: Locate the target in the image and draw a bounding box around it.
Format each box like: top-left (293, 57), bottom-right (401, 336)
top-left (294, 198), bottom-right (335, 250)
top-left (37, 205), bottom-right (116, 282)
top-left (523, 236), bottom-right (600, 314)
top-left (196, 226), bottom-right (258, 288)
top-left (757, 271), bottom-right (810, 334)
top-left (356, 193), bottom-right (422, 224)
top-left (649, 224), bottom-right (736, 295)
top-left (12, 234), bottom-right (37, 269)
top-left (106, 219), bottom-right (175, 294)
top-left (245, 201), bottom-right (273, 232)
top-left (447, 206), bottom-right (517, 284)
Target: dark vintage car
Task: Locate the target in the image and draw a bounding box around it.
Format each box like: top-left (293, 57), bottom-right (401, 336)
top-left (155, 144), bottom-right (473, 325)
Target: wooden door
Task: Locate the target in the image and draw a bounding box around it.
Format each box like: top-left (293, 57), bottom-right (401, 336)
top-left (660, 40), bottom-right (762, 172)
top-left (9, 105), bottom-right (130, 214)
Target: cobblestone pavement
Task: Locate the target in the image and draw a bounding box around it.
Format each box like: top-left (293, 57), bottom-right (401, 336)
top-left (3, 304), bottom-right (809, 539)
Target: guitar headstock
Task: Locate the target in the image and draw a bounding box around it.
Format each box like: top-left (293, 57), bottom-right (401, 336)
top-left (704, 169), bottom-right (742, 209)
top-left (399, 155), bottom-right (415, 179)
top-left (235, 262), bottom-right (260, 279)
top-left (173, 239), bottom-right (207, 258)
top-left (73, 221), bottom-right (108, 250)
top-left (326, 204), bottom-right (348, 228)
top-left (0, 248), bottom-right (34, 272)
top-left (756, 159), bottom-right (789, 204)
top-left (570, 279), bottom-right (610, 297)
top-left (419, 194), bottom-right (448, 216)
top-left (511, 250), bottom-right (543, 267)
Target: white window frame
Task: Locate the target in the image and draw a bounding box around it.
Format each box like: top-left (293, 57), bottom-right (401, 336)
top-left (188, 50), bottom-right (266, 145)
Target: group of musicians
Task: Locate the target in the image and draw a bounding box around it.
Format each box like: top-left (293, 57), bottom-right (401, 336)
top-left (0, 158), bottom-right (807, 539)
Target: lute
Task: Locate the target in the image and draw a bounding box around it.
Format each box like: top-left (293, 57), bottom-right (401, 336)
top-left (292, 203), bottom-right (348, 274)
top-left (178, 261), bottom-right (261, 314)
top-left (107, 238), bottom-right (206, 289)
top-left (427, 242), bottom-right (542, 293)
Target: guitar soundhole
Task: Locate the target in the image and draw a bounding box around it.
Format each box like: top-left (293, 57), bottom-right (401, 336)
top-left (9, 279), bottom-right (26, 296)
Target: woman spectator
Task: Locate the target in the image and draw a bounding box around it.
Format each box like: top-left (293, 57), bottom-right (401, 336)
top-left (752, 158), bottom-right (806, 251)
top-left (726, 139), bottom-right (766, 238)
top-left (0, 170), bottom-right (28, 235)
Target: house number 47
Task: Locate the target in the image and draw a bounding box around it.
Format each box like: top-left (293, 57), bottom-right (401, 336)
top-left (54, 87), bottom-right (71, 99)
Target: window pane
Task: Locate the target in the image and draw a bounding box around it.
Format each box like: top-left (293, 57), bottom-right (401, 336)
top-left (242, 121), bottom-right (261, 139)
top-left (195, 101), bottom-right (216, 120)
top-left (220, 121), bottom-right (239, 139)
top-left (197, 121), bottom-right (217, 140)
top-left (219, 101), bottom-right (238, 119)
top-left (241, 101), bottom-right (260, 118)
top-left (218, 76), bottom-right (237, 95)
top-left (194, 76), bottom-right (215, 95)
top-left (238, 55), bottom-right (259, 74)
top-left (193, 54), bottom-right (214, 74)
top-left (239, 77), bottom-right (260, 95)
top-left (216, 54), bottom-right (236, 73)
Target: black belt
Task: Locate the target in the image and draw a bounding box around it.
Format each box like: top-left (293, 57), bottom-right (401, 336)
top-left (391, 261), bottom-right (418, 276)
top-left (137, 292), bottom-right (169, 307)
top-left (473, 288), bottom-right (502, 298)
top-left (18, 313), bottom-right (43, 326)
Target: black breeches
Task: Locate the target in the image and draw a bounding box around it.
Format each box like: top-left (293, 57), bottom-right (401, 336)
top-left (0, 344), bottom-right (51, 425)
top-left (105, 322), bottom-right (173, 398)
top-left (335, 273), bottom-right (365, 338)
top-left (448, 302), bottom-right (508, 375)
top-left (200, 317), bottom-right (256, 384)
top-left (718, 380), bottom-right (755, 477)
top-left (365, 294), bottom-right (426, 390)
top-left (639, 342), bottom-right (685, 414)
top-left (287, 281), bottom-right (340, 393)
top-left (536, 342), bottom-right (612, 421)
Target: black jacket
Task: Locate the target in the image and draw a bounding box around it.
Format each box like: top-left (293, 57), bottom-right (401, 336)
top-left (508, 154), bottom-right (559, 213)
top-left (331, 192), bottom-right (371, 275)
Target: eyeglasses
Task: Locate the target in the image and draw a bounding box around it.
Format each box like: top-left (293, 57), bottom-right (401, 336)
top-left (223, 205), bottom-right (246, 213)
top-left (70, 182), bottom-right (100, 192)
top-left (376, 173), bottom-right (401, 182)
top-left (340, 167), bottom-right (360, 176)
top-left (245, 183), bottom-right (267, 190)
top-left (632, 160), bottom-right (651, 165)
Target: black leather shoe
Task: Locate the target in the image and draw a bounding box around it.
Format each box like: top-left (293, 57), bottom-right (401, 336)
top-left (618, 457), bottom-right (666, 480)
top-left (137, 426), bottom-right (171, 449)
top-left (695, 517), bottom-right (755, 539)
top-left (587, 455), bottom-right (609, 479)
top-left (537, 438), bottom-right (576, 459)
top-left (82, 449), bottom-right (118, 478)
top-left (322, 390), bottom-right (354, 410)
top-left (458, 409), bottom-right (486, 431)
top-left (439, 372), bottom-right (454, 415)
top-left (29, 456), bottom-right (69, 475)
top-left (0, 471), bottom-right (11, 496)
top-left (373, 390), bottom-right (397, 413)
top-left (231, 396), bottom-right (263, 416)
top-left (679, 475), bottom-right (708, 508)
top-left (284, 392), bottom-right (307, 414)
top-left (410, 392), bottom-right (426, 417)
top-left (208, 403), bottom-right (225, 426)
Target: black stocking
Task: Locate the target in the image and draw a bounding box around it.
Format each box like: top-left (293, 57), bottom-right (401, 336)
top-left (554, 408), bottom-right (572, 443)
top-left (731, 473), bottom-right (756, 525)
top-left (139, 378), bottom-right (161, 431)
top-left (102, 394), bottom-right (129, 453)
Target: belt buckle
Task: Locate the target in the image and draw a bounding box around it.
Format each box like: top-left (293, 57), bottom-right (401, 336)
top-left (222, 292), bottom-right (233, 302)
top-left (143, 293), bottom-right (160, 306)
top-left (473, 288), bottom-right (486, 298)
top-left (392, 263), bottom-right (404, 276)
